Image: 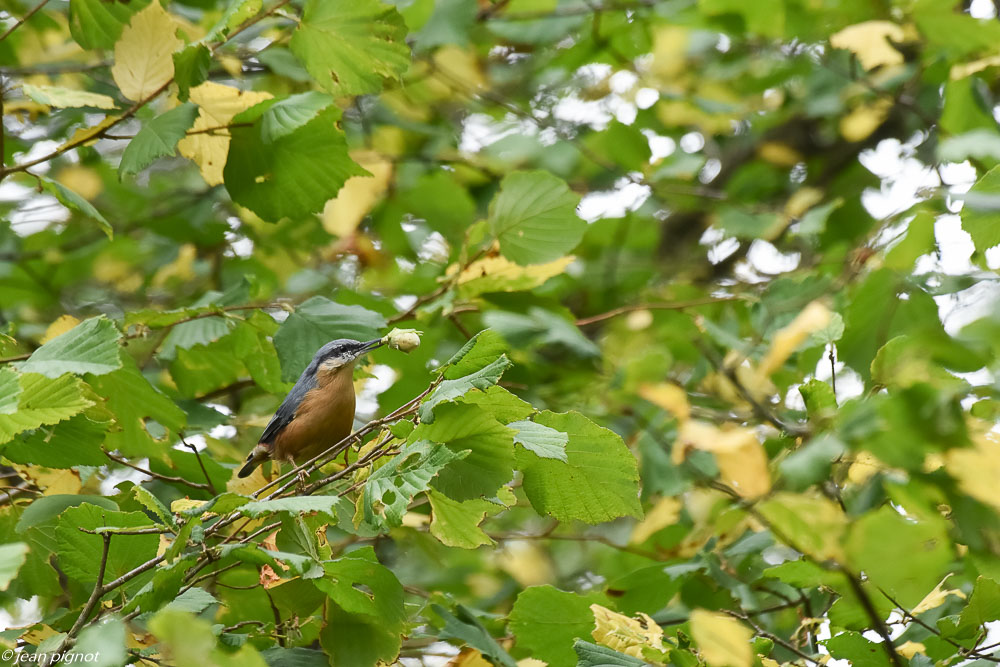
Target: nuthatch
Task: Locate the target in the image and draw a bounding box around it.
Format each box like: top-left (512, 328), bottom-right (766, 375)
top-left (238, 338), bottom-right (385, 478)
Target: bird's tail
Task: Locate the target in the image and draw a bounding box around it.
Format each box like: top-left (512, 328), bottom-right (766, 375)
top-left (237, 445), bottom-right (270, 478)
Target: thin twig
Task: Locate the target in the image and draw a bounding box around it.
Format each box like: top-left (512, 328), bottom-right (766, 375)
top-left (879, 588), bottom-right (1000, 663)
top-left (103, 449), bottom-right (212, 492)
top-left (66, 533), bottom-right (111, 639)
top-left (0, 0), bottom-right (52, 41)
top-left (841, 570), bottom-right (905, 667)
top-left (575, 296), bottom-right (744, 326)
top-left (181, 433), bottom-right (217, 495)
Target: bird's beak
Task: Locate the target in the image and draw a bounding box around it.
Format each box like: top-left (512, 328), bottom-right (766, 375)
top-left (356, 338), bottom-right (386, 355)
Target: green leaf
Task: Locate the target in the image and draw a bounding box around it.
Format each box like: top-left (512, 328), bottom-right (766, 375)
top-left (3, 413), bottom-right (111, 468)
top-left (289, 0), bottom-right (410, 97)
top-left (488, 170), bottom-right (585, 265)
top-left (516, 411), bottom-right (642, 524)
top-left (240, 496), bottom-right (340, 519)
top-left (0, 542), bottom-right (29, 591)
top-left (459, 386), bottom-right (535, 424)
top-left (414, 402), bottom-right (516, 501)
top-left (961, 165), bottom-right (1000, 255)
top-left (427, 489), bottom-right (498, 548)
top-left (21, 83), bottom-right (116, 109)
top-left (204, 0), bottom-right (263, 41)
top-left (56, 504), bottom-right (159, 588)
top-left (317, 548), bottom-right (406, 667)
top-left (39, 174), bottom-right (113, 238)
top-left (225, 104), bottom-right (367, 222)
top-left (419, 355), bottom-right (513, 421)
top-left (120, 103), bottom-right (199, 178)
top-left (272, 296), bottom-right (386, 381)
top-left (509, 419), bottom-right (568, 462)
top-left (799, 379), bottom-right (837, 421)
top-left (434, 603), bottom-right (517, 667)
top-left (824, 632), bottom-right (891, 667)
top-left (509, 585), bottom-right (605, 667)
top-left (16, 316), bottom-right (121, 378)
top-left (844, 506), bottom-right (952, 608)
top-left (68, 617), bottom-right (127, 667)
top-left (173, 44), bottom-right (212, 102)
top-left (0, 367), bottom-right (21, 414)
top-left (69, 0), bottom-right (150, 49)
top-left (86, 354), bottom-right (186, 457)
top-left (443, 329), bottom-right (509, 379)
top-left (133, 486), bottom-right (175, 528)
top-left (259, 648), bottom-right (328, 667)
top-left (257, 91), bottom-right (335, 143)
top-left (885, 211), bottom-right (936, 271)
top-left (958, 576), bottom-right (1000, 633)
top-left (778, 435), bottom-right (845, 491)
top-left (358, 439), bottom-right (466, 530)
top-left (0, 373), bottom-right (94, 445)
top-left (573, 640), bottom-right (647, 667)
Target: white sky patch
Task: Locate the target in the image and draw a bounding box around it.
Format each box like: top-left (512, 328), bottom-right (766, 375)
top-left (356, 363), bottom-right (397, 420)
top-left (635, 87), bottom-right (659, 109)
top-left (578, 180), bottom-right (651, 221)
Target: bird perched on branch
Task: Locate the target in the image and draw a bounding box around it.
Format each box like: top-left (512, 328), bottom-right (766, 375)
top-left (238, 337), bottom-right (386, 478)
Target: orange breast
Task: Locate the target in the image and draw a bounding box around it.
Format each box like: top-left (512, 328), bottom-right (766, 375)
top-left (273, 367), bottom-right (356, 463)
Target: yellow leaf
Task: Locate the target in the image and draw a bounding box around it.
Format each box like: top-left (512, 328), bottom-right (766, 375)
top-left (785, 187), bottom-right (824, 219)
top-left (11, 465), bottom-right (81, 495)
top-left (41, 314), bottom-right (81, 343)
top-left (60, 115), bottom-right (120, 151)
top-left (650, 25), bottom-right (690, 81)
top-left (152, 243), bottom-right (197, 287)
top-left (178, 82), bottom-right (273, 186)
top-left (170, 498), bottom-right (211, 515)
top-left (639, 383), bottom-right (690, 421)
top-left (453, 255), bottom-right (573, 297)
top-left (57, 165), bottom-right (103, 201)
top-left (111, 3), bottom-right (182, 102)
top-left (944, 432), bottom-right (1000, 512)
top-left (759, 492), bottom-right (846, 562)
top-left (829, 22), bottom-right (905, 71)
top-left (630, 496), bottom-right (682, 544)
top-left (495, 541), bottom-right (554, 587)
top-left (897, 642), bottom-right (926, 659)
top-left (590, 604), bottom-right (664, 658)
top-left (449, 649), bottom-right (494, 667)
top-left (757, 142), bottom-right (802, 168)
top-left (676, 421), bottom-right (771, 498)
top-left (690, 610), bottom-right (753, 667)
top-left (321, 151), bottom-right (393, 237)
top-left (951, 54), bottom-right (1000, 80)
top-left (517, 660), bottom-right (548, 667)
top-left (433, 45), bottom-right (486, 92)
top-left (840, 98), bottom-right (893, 142)
top-left (911, 575), bottom-right (966, 614)
top-left (757, 301), bottom-right (831, 377)
top-left (847, 450), bottom-right (884, 485)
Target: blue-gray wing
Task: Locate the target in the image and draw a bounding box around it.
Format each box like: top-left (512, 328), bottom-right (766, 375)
top-left (258, 374), bottom-right (316, 444)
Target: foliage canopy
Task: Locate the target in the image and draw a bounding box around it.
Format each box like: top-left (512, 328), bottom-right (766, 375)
top-left (3, 0), bottom-right (1000, 666)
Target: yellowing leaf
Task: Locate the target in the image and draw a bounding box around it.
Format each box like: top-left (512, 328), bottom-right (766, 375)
top-left (59, 115), bottom-right (120, 151)
top-left (639, 383), bottom-right (690, 421)
top-left (453, 255), bottom-right (573, 297)
top-left (840, 98), bottom-right (892, 142)
top-left (911, 575), bottom-right (966, 614)
top-left (829, 22), bottom-right (905, 71)
top-left (676, 421), bottom-right (771, 498)
top-left (177, 82), bottom-right (273, 185)
top-left (41, 315), bottom-right (81, 343)
top-left (432, 46), bottom-right (486, 92)
top-left (757, 142), bottom-right (802, 167)
top-left (785, 187), bottom-right (825, 219)
top-left (590, 604), bottom-right (663, 658)
top-left (111, 3), bottom-right (182, 102)
top-left (897, 642), bottom-right (926, 659)
top-left (650, 25), bottom-right (689, 81)
top-left (757, 301), bottom-right (831, 377)
top-left (321, 151), bottom-right (393, 237)
top-left (945, 432), bottom-right (1000, 512)
top-left (11, 464), bottom-right (81, 495)
top-left (951, 54), bottom-right (1000, 80)
top-left (848, 450), bottom-right (884, 485)
top-left (152, 243), bottom-right (197, 287)
top-left (495, 541), bottom-right (554, 587)
top-left (630, 496), bottom-right (682, 544)
top-left (690, 610), bottom-right (753, 667)
top-left (21, 83), bottom-right (116, 110)
top-left (57, 165), bottom-right (103, 201)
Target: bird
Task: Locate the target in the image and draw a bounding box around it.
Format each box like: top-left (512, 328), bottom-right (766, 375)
top-left (237, 337), bottom-right (386, 479)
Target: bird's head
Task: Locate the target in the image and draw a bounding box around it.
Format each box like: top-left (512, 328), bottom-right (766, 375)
top-left (312, 337), bottom-right (385, 374)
